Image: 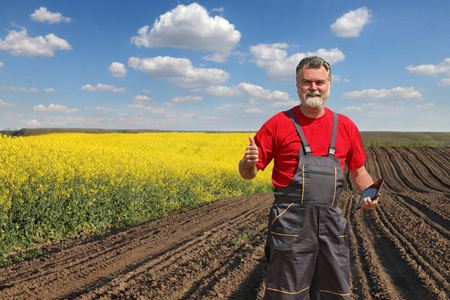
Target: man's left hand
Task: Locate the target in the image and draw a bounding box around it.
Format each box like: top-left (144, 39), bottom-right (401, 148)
top-left (361, 193), bottom-right (380, 210)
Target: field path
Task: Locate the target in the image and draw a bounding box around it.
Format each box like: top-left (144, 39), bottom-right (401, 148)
top-left (0, 147), bottom-right (449, 299)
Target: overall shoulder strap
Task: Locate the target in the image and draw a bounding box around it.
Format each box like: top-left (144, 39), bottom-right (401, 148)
top-left (287, 109), bottom-right (311, 155)
top-left (328, 111), bottom-right (339, 157)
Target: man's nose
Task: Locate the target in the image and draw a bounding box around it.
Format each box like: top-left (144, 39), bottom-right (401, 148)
top-left (309, 82), bottom-right (318, 90)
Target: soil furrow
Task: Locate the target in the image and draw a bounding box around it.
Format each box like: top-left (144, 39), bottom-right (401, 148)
top-left (343, 193), bottom-right (373, 300)
top-left (368, 147), bottom-right (409, 193)
top-left (352, 207), bottom-right (401, 298)
top-left (79, 195), bottom-right (271, 299)
top-left (363, 147), bottom-right (383, 179)
top-left (393, 147), bottom-right (450, 191)
top-left (393, 193), bottom-right (450, 240)
top-left (379, 194), bottom-right (450, 281)
top-left (415, 147), bottom-right (450, 177)
top-left (378, 147), bottom-right (430, 193)
top-left (374, 204), bottom-right (449, 297)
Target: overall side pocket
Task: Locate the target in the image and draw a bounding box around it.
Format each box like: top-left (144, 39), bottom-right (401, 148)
top-left (268, 202), bottom-right (299, 252)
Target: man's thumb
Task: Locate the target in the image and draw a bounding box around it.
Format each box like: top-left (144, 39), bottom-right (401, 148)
top-left (249, 135), bottom-right (256, 146)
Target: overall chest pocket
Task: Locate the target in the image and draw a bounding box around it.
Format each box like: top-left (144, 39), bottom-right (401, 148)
top-left (301, 156), bottom-right (342, 205)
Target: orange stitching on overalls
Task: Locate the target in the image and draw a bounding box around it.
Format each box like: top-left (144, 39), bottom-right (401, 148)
top-left (271, 232), bottom-right (298, 237)
top-left (319, 289), bottom-right (351, 296)
top-left (271, 202), bottom-right (294, 225)
top-left (332, 167), bottom-right (337, 206)
top-left (267, 286), bottom-right (310, 295)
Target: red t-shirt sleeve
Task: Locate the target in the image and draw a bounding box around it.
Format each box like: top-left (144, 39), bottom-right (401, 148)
top-left (340, 114), bottom-right (366, 170)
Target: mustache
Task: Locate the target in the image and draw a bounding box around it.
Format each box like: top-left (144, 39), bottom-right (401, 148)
top-left (304, 90), bottom-right (322, 97)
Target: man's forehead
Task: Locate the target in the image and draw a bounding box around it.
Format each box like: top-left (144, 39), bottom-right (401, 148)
top-left (300, 66), bottom-right (328, 78)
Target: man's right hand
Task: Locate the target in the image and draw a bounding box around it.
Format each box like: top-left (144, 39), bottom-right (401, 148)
top-left (239, 136), bottom-right (259, 179)
top-left (245, 136), bottom-right (259, 166)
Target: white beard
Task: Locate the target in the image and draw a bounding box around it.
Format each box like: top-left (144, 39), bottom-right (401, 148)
top-left (303, 90), bottom-right (329, 110)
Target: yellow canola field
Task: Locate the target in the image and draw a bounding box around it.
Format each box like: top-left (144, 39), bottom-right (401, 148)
top-left (0, 133), bottom-right (273, 255)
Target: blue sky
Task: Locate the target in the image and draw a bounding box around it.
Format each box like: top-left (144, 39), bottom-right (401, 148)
top-left (0, 0), bottom-right (449, 132)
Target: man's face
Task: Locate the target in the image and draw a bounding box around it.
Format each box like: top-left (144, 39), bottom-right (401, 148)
top-left (296, 65), bottom-right (330, 111)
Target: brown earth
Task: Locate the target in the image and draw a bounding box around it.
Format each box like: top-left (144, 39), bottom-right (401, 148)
top-left (0, 147), bottom-right (449, 299)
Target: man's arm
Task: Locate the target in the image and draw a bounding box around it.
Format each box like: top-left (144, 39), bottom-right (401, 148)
top-left (239, 136), bottom-right (259, 180)
top-left (350, 165), bottom-right (379, 210)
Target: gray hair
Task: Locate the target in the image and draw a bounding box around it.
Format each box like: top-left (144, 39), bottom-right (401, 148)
top-left (296, 56), bottom-right (332, 84)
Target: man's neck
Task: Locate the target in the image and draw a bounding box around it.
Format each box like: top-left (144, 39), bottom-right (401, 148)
top-left (299, 105), bottom-right (325, 118)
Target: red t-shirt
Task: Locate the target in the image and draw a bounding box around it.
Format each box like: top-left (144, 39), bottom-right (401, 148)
top-left (254, 106), bottom-right (366, 188)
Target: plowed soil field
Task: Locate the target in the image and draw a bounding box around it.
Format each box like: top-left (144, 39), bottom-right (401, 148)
top-left (1, 147), bottom-right (449, 300)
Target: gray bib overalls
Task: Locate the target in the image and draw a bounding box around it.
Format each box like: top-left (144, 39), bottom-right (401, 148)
top-left (264, 109), bottom-right (350, 300)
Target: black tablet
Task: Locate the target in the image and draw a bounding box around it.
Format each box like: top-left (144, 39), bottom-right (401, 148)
top-left (356, 178), bottom-right (384, 210)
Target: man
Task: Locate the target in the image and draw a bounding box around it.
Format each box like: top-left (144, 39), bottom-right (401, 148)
top-left (239, 56), bottom-right (379, 299)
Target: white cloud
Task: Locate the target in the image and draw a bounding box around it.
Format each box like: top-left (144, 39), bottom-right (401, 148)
top-left (163, 111), bottom-right (223, 129)
top-left (0, 62), bottom-right (3, 67)
top-left (148, 108), bottom-right (165, 114)
top-left (116, 116), bottom-right (147, 126)
top-left (361, 103), bottom-right (394, 111)
top-left (245, 107), bottom-right (264, 113)
top-left (331, 7), bottom-right (372, 37)
top-left (85, 106), bottom-right (115, 113)
top-left (416, 102), bottom-right (435, 109)
top-left (210, 7), bottom-right (225, 14)
top-left (0, 100), bottom-right (14, 107)
top-left (216, 103), bottom-right (262, 113)
top-left (0, 85), bottom-right (39, 92)
top-left (27, 119), bottom-right (42, 126)
top-left (30, 7), bottom-right (72, 24)
top-left (127, 104), bottom-right (165, 114)
top-left (170, 96), bottom-right (203, 104)
top-left (0, 27), bottom-right (72, 57)
top-left (132, 95), bottom-right (152, 104)
top-left (108, 62), bottom-right (127, 78)
top-left (131, 3), bottom-right (240, 54)
top-left (271, 100), bottom-right (299, 109)
top-left (128, 56), bottom-right (229, 92)
top-left (249, 43), bottom-right (345, 81)
top-left (34, 104), bottom-right (78, 113)
top-left (202, 52), bottom-right (230, 63)
top-left (406, 58), bottom-right (450, 76)
top-left (128, 95), bottom-right (164, 113)
top-left (361, 103), bottom-right (406, 115)
top-left (332, 75), bottom-right (350, 83)
top-left (342, 103), bottom-right (406, 116)
top-left (438, 78), bottom-right (450, 86)
top-left (341, 106), bottom-right (363, 112)
top-left (45, 88), bottom-right (56, 93)
top-left (141, 89), bottom-right (153, 94)
top-left (342, 87), bottom-right (422, 100)
top-left (209, 82), bottom-right (296, 112)
top-left (205, 82), bottom-right (291, 102)
top-left (28, 116), bottom-right (84, 126)
top-left (81, 83), bottom-right (125, 93)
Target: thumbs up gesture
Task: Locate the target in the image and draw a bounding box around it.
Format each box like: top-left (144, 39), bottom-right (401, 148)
top-left (239, 136), bottom-right (259, 179)
top-left (245, 136), bottom-right (259, 167)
